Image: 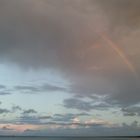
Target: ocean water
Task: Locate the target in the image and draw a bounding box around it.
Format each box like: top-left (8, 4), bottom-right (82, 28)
top-left (0, 137), bottom-right (139, 140)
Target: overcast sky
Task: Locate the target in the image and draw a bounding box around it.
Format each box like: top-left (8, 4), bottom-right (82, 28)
top-left (0, 0), bottom-right (140, 136)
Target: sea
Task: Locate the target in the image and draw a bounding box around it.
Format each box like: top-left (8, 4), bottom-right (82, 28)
top-left (0, 137), bottom-right (139, 140)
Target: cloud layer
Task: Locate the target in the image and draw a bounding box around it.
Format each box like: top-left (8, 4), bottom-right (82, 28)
top-left (0, 0), bottom-right (140, 136)
top-left (0, 0), bottom-right (140, 108)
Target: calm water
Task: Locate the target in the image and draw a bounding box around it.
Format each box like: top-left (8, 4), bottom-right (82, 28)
top-left (0, 137), bottom-right (139, 140)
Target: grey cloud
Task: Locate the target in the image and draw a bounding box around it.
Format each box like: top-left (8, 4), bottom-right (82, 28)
top-left (19, 115), bottom-right (41, 124)
top-left (12, 105), bottom-right (22, 112)
top-left (131, 121), bottom-right (139, 128)
top-left (1, 126), bottom-right (15, 131)
top-left (63, 98), bottom-right (112, 111)
top-left (123, 112), bottom-right (136, 116)
top-left (42, 121), bottom-right (106, 127)
top-left (41, 84), bottom-right (66, 92)
top-left (96, 0), bottom-right (140, 34)
top-left (122, 121), bottom-right (139, 129)
top-left (38, 116), bottom-right (52, 120)
top-left (63, 98), bottom-right (93, 111)
top-left (15, 86), bottom-right (39, 92)
top-left (23, 109), bottom-right (37, 114)
top-left (18, 114), bottom-right (52, 125)
top-left (0, 86), bottom-right (12, 96)
top-left (0, 85), bottom-right (6, 89)
top-left (24, 129), bottom-right (35, 133)
top-left (77, 112), bottom-right (90, 116)
top-left (16, 118), bottom-right (108, 127)
top-left (14, 84), bottom-right (67, 93)
top-left (22, 121), bottom-right (140, 136)
top-left (0, 114), bottom-right (50, 125)
top-left (0, 108), bottom-right (10, 114)
top-left (121, 106), bottom-right (140, 116)
top-left (53, 113), bottom-right (89, 122)
top-left (0, 91), bottom-right (12, 95)
top-left (91, 102), bottom-right (112, 110)
top-left (18, 112), bottom-right (88, 125)
top-left (0, 0), bottom-right (140, 107)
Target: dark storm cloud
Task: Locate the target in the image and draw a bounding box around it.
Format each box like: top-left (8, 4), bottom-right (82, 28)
top-left (0, 0), bottom-right (140, 107)
top-left (95, 0), bottom-right (140, 34)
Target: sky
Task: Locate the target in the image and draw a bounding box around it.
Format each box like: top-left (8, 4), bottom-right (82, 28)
top-left (0, 0), bottom-right (140, 136)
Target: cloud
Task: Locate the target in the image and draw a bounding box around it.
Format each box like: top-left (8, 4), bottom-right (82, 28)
top-left (41, 84), bottom-right (66, 92)
top-left (63, 97), bottom-right (112, 111)
top-left (22, 120), bottom-right (140, 136)
top-left (95, 0), bottom-right (140, 33)
top-left (38, 116), bottom-right (52, 120)
top-left (12, 105), bottom-right (22, 112)
top-left (14, 112), bottom-right (89, 125)
top-left (63, 98), bottom-right (93, 111)
top-left (0, 0), bottom-right (140, 108)
top-left (0, 85), bottom-right (6, 89)
top-left (77, 112), bottom-right (90, 116)
top-left (23, 109), bottom-right (37, 115)
top-left (53, 113), bottom-right (89, 122)
top-left (19, 116), bottom-right (41, 125)
top-left (91, 103), bottom-right (113, 110)
top-left (18, 112), bottom-right (89, 125)
top-left (23, 129), bottom-right (35, 133)
top-left (0, 111), bottom-right (139, 136)
top-left (0, 108), bottom-right (10, 114)
top-left (20, 118), bottom-right (112, 128)
top-left (1, 125), bottom-right (15, 131)
top-left (0, 124), bottom-right (40, 135)
top-left (0, 91), bottom-right (12, 95)
top-left (15, 86), bottom-right (39, 92)
top-left (122, 121), bottom-right (139, 131)
top-left (14, 84), bottom-right (67, 94)
top-left (123, 112), bottom-right (136, 117)
top-left (0, 86), bottom-right (12, 96)
top-left (18, 115), bottom-right (52, 125)
top-left (121, 106), bottom-right (140, 116)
